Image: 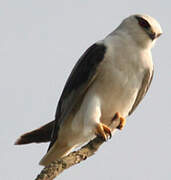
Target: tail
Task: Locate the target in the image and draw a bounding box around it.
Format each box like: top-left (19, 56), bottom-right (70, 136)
top-left (14, 120), bottom-right (55, 145)
top-left (39, 140), bottom-right (73, 166)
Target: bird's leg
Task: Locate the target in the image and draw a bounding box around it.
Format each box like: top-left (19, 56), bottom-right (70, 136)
top-left (113, 112), bottom-right (126, 130)
top-left (95, 123), bottom-right (112, 141)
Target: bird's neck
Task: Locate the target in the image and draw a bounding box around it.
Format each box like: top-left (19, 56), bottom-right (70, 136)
top-left (108, 27), bottom-right (153, 50)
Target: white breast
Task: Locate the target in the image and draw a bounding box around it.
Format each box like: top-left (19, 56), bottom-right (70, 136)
top-left (71, 36), bottom-right (153, 146)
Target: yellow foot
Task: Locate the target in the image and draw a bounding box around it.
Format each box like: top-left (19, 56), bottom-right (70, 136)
top-left (113, 112), bottom-right (126, 130)
top-left (95, 123), bottom-right (112, 141)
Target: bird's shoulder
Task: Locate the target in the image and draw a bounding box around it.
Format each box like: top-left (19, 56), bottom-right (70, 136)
top-left (48, 42), bottom-right (108, 151)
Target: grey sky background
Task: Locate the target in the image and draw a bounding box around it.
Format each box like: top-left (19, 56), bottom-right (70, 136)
top-left (0, 1), bottom-right (170, 180)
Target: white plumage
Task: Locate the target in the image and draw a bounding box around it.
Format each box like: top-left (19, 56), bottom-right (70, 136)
top-left (14, 14), bottom-right (162, 166)
top-left (39, 14), bottom-right (162, 166)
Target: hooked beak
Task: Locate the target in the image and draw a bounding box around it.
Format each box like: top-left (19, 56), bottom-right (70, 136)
top-left (149, 32), bottom-right (162, 40)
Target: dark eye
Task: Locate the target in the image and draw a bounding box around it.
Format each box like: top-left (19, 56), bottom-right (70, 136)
top-left (135, 16), bottom-right (151, 29)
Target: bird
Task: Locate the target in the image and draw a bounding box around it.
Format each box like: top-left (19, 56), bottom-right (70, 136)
top-left (15, 14), bottom-right (162, 166)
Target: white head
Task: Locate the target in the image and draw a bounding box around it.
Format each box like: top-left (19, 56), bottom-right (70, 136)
top-left (116, 14), bottom-right (162, 49)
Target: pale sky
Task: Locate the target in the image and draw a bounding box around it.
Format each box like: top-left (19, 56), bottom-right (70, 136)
top-left (0, 1), bottom-right (170, 180)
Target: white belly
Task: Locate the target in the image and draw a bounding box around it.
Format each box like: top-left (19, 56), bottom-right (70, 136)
top-left (70, 59), bottom-right (143, 147)
top-left (86, 58), bottom-right (143, 120)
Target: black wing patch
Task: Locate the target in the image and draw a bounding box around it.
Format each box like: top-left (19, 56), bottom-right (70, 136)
top-left (60, 43), bottom-right (107, 98)
top-left (48, 43), bottom-right (107, 151)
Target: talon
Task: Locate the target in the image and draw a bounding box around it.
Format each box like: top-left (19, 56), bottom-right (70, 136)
top-left (112, 112), bottom-right (120, 121)
top-left (95, 123), bottom-right (112, 141)
top-left (114, 112), bottom-right (126, 130)
top-left (117, 117), bottom-right (126, 130)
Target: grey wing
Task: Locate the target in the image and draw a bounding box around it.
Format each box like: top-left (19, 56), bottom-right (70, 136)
top-left (129, 69), bottom-right (154, 115)
top-left (48, 43), bottom-right (107, 150)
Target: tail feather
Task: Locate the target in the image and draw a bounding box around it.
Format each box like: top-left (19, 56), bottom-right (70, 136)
top-left (39, 141), bottom-right (72, 166)
top-left (14, 120), bottom-right (55, 145)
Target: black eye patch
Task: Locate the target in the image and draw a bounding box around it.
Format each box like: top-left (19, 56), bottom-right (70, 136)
top-left (135, 16), bottom-right (151, 29)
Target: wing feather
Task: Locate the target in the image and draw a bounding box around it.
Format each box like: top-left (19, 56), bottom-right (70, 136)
top-left (129, 69), bottom-right (154, 115)
top-left (48, 43), bottom-right (107, 150)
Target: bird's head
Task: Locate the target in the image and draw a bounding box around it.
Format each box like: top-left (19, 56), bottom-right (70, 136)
top-left (117, 14), bottom-right (162, 49)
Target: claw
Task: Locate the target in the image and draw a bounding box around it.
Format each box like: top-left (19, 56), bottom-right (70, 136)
top-left (95, 123), bottom-right (112, 141)
top-left (117, 117), bottom-right (126, 130)
top-left (113, 112), bottom-right (126, 130)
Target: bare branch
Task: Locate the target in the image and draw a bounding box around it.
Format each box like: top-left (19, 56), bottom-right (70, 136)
top-left (35, 118), bottom-right (120, 180)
